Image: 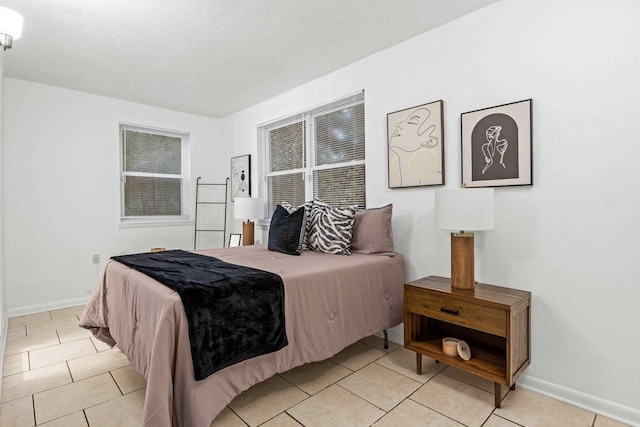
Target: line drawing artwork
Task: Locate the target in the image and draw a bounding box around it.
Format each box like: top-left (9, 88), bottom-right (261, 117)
top-left (232, 164), bottom-right (248, 198)
top-left (387, 101), bottom-right (443, 188)
top-left (469, 112), bottom-right (519, 182)
top-left (482, 125), bottom-right (508, 174)
top-left (230, 155), bottom-right (250, 201)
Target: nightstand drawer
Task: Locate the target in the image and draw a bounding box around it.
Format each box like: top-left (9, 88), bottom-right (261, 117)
top-left (405, 287), bottom-right (507, 336)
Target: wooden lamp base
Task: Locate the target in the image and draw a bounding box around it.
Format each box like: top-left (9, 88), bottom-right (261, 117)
top-left (242, 221), bottom-right (255, 246)
top-left (451, 232), bottom-right (475, 289)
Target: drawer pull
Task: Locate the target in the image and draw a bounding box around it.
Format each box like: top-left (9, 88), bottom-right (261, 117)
top-left (440, 307), bottom-right (459, 316)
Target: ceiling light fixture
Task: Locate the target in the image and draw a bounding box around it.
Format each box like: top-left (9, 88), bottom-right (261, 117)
top-left (0, 7), bottom-right (23, 51)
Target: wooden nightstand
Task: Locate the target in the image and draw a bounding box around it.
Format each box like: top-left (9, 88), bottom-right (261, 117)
top-left (404, 276), bottom-right (531, 408)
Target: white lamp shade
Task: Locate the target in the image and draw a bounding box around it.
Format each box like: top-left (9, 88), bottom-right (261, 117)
top-left (233, 197), bottom-right (263, 221)
top-left (434, 188), bottom-right (494, 231)
top-left (0, 7), bottom-right (23, 39)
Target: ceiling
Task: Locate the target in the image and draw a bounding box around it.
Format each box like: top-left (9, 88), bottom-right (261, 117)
top-left (2, 0), bottom-right (498, 118)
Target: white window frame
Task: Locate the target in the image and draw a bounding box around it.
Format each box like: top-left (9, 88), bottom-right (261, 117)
top-left (119, 123), bottom-right (191, 226)
top-left (258, 92), bottom-right (365, 217)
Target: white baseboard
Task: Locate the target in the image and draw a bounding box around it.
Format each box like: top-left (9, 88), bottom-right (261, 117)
top-left (385, 324), bottom-right (403, 346)
top-left (374, 324), bottom-right (404, 347)
top-left (519, 376), bottom-right (639, 426)
top-left (5, 296), bottom-right (90, 318)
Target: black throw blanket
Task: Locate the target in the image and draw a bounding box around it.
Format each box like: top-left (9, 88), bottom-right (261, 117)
top-left (111, 250), bottom-right (288, 380)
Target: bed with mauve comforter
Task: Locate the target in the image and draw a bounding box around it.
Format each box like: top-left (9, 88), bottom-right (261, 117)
top-left (80, 245), bottom-right (406, 427)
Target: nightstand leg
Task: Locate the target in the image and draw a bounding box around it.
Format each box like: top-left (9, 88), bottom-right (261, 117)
top-left (494, 383), bottom-right (501, 408)
top-left (416, 353), bottom-right (422, 375)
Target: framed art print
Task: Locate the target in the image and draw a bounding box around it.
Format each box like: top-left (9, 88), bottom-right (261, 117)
top-left (461, 99), bottom-right (532, 188)
top-left (227, 233), bottom-right (242, 247)
top-left (230, 154), bottom-right (251, 201)
top-left (387, 100), bottom-right (444, 188)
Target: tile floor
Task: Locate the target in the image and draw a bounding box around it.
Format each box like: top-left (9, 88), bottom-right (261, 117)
top-left (0, 306), bottom-right (631, 427)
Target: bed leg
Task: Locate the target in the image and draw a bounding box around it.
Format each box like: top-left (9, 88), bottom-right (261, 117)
top-left (383, 329), bottom-right (388, 349)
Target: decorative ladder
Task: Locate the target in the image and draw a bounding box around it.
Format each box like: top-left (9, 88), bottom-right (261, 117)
top-left (193, 177), bottom-right (229, 249)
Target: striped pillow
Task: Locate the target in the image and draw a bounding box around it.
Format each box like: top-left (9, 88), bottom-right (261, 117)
top-left (307, 199), bottom-right (356, 255)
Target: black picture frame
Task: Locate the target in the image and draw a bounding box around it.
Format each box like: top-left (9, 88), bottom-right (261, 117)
top-left (461, 99), bottom-right (532, 188)
top-left (227, 233), bottom-right (242, 247)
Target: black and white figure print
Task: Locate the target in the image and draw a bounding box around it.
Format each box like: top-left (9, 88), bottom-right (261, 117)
top-left (461, 99), bottom-right (532, 188)
top-left (471, 113), bottom-right (519, 181)
top-left (230, 155), bottom-right (251, 201)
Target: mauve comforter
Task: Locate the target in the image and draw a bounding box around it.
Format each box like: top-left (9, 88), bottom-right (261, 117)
top-left (80, 245), bottom-right (406, 427)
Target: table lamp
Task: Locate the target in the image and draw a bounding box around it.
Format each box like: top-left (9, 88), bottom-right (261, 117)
top-left (233, 197), bottom-right (263, 246)
top-left (434, 188), bottom-right (494, 289)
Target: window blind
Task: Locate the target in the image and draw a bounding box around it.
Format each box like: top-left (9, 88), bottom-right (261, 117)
top-left (124, 130), bottom-right (182, 175)
top-left (261, 92), bottom-right (365, 215)
top-left (120, 124), bottom-right (189, 220)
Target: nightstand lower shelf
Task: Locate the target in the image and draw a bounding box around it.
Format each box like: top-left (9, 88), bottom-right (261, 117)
top-left (406, 335), bottom-right (506, 381)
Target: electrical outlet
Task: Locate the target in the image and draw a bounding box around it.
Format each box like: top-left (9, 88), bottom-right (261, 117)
top-left (92, 254), bottom-right (100, 264)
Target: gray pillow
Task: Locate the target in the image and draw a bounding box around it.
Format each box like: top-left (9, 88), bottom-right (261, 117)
top-left (350, 204), bottom-right (394, 255)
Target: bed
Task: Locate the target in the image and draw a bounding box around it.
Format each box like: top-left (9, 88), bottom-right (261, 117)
top-left (80, 244), bottom-right (406, 426)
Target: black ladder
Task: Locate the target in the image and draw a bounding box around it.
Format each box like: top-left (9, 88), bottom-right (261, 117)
top-left (194, 177), bottom-right (229, 249)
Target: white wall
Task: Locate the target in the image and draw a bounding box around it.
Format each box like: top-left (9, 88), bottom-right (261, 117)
top-left (0, 53), bottom-right (5, 359)
top-left (219, 0), bottom-right (640, 424)
top-left (2, 78), bottom-right (226, 314)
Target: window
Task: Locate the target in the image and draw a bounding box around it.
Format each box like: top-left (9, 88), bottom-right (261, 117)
top-left (259, 92), bottom-right (365, 215)
top-left (120, 124), bottom-right (190, 223)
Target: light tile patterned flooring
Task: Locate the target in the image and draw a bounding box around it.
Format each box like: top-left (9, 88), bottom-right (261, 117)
top-left (0, 306), bottom-right (631, 427)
